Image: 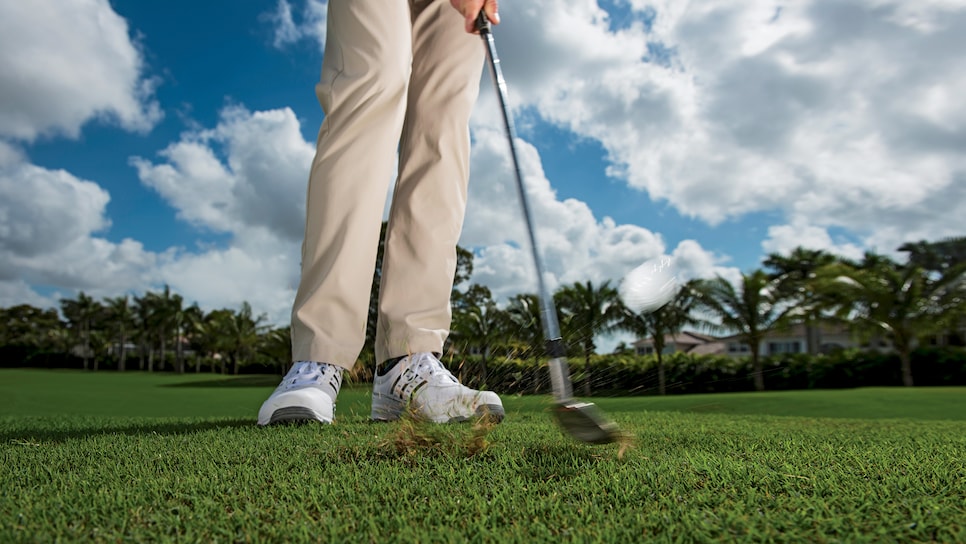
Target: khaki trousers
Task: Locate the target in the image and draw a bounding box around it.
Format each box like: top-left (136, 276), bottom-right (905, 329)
top-left (291, 0), bottom-right (484, 369)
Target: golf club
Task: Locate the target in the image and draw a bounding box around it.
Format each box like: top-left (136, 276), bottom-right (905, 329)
top-left (476, 12), bottom-right (621, 445)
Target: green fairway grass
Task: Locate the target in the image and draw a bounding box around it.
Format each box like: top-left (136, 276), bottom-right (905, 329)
top-left (2, 369), bottom-right (964, 542)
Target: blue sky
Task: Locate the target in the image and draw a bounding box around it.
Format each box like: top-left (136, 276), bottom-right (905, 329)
top-left (2, 0), bottom-right (965, 349)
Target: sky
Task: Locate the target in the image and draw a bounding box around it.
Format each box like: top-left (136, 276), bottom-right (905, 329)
top-left (2, 0), bottom-right (965, 351)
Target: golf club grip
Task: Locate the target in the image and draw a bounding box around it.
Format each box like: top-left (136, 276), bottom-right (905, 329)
top-left (475, 11), bottom-right (490, 33)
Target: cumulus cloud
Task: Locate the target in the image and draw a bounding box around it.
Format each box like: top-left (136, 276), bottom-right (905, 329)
top-left (462, 125), bottom-right (731, 301)
top-left (155, 230), bottom-right (300, 325)
top-left (670, 239), bottom-right (740, 284)
top-left (0, 142), bottom-right (158, 300)
top-left (264, 0), bottom-right (328, 50)
top-left (269, 0), bottom-right (963, 277)
top-left (132, 106), bottom-right (314, 242)
top-left (0, 60), bottom-right (168, 310)
top-left (10, 0), bottom-right (962, 351)
top-left (129, 101), bottom-right (719, 319)
top-left (0, 0), bottom-right (162, 141)
top-left (0, 101), bottom-right (316, 321)
top-left (131, 106), bottom-right (316, 320)
top-left (0, 279), bottom-right (55, 311)
top-left (762, 222), bottom-right (865, 262)
top-left (490, 0), bottom-right (966, 257)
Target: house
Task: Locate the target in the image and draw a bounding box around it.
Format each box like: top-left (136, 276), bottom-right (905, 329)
top-left (632, 322), bottom-right (862, 358)
top-left (632, 331), bottom-right (725, 356)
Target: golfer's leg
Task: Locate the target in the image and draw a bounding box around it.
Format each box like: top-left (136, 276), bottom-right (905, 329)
top-left (375, 0), bottom-right (484, 363)
top-left (292, 0), bottom-right (412, 370)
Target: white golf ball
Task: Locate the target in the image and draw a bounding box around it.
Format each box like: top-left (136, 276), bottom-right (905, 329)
top-left (619, 256), bottom-right (680, 313)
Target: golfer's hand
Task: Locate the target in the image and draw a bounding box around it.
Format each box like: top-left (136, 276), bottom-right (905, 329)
top-left (450, 0), bottom-right (500, 33)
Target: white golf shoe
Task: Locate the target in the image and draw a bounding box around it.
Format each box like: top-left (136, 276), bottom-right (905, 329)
top-left (371, 352), bottom-right (504, 423)
top-left (257, 362), bottom-right (343, 425)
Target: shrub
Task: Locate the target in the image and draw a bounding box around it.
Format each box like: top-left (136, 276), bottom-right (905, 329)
top-left (443, 346), bottom-right (966, 395)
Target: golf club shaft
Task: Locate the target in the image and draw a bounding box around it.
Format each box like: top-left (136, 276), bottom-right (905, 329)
top-left (476, 13), bottom-right (573, 402)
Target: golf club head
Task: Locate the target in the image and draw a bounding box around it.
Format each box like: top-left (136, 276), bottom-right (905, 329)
top-left (554, 401), bottom-right (622, 444)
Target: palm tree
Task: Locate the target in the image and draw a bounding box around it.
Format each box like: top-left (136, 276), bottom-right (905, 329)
top-left (819, 254), bottom-right (966, 386)
top-left (555, 280), bottom-right (624, 396)
top-left (505, 293), bottom-right (544, 393)
top-left (763, 247), bottom-right (839, 354)
top-left (899, 236), bottom-right (966, 272)
top-left (202, 309), bottom-right (234, 374)
top-left (611, 341), bottom-right (634, 355)
top-left (212, 302), bottom-right (269, 375)
top-left (236, 302), bottom-right (270, 374)
top-left (133, 293), bottom-right (155, 371)
top-left (0, 305), bottom-right (62, 349)
top-left (134, 286), bottom-right (187, 372)
top-left (451, 284), bottom-right (505, 381)
top-left (170, 294), bottom-right (187, 374)
top-left (104, 296), bottom-right (135, 371)
top-left (205, 318), bottom-right (227, 374)
top-left (900, 237), bottom-right (966, 346)
top-left (452, 299), bottom-right (505, 384)
top-left (694, 271), bottom-right (795, 391)
top-left (88, 328), bottom-right (112, 371)
top-left (152, 286), bottom-right (184, 372)
top-left (60, 292), bottom-right (102, 370)
top-left (181, 304), bottom-right (207, 372)
top-left (259, 326), bottom-right (292, 376)
top-left (618, 280), bottom-right (701, 395)
top-left (0, 305), bottom-right (64, 367)
top-left (143, 291), bottom-right (164, 371)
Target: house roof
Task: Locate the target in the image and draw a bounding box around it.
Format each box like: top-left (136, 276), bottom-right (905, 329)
top-left (690, 341), bottom-right (727, 355)
top-left (632, 321), bottom-right (854, 348)
top-left (714, 321), bottom-right (852, 342)
top-left (632, 330), bottom-right (717, 348)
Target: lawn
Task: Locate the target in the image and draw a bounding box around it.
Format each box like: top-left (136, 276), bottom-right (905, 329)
top-left (2, 369), bottom-right (964, 542)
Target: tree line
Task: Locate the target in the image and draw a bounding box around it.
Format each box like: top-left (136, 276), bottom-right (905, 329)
top-left (448, 240), bottom-right (965, 393)
top-left (1, 285), bottom-right (288, 376)
top-left (2, 235), bottom-right (964, 393)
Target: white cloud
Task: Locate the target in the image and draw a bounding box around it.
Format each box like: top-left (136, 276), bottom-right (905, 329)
top-left (491, 0), bottom-right (966, 255)
top-left (11, 0), bottom-right (963, 356)
top-left (265, 0), bottom-right (328, 50)
top-left (0, 106), bottom-right (310, 324)
top-left (0, 143), bottom-right (159, 301)
top-left (462, 125), bottom-right (729, 301)
top-left (132, 105), bottom-right (314, 242)
top-left (156, 230), bottom-right (300, 324)
top-left (131, 105), bottom-right (318, 321)
top-left (267, 0), bottom-right (300, 47)
top-left (130, 102), bottom-right (718, 320)
top-left (0, 142), bottom-right (109, 259)
top-left (0, 0), bottom-right (162, 141)
top-left (762, 222), bottom-right (866, 263)
top-left (0, 279), bottom-right (55, 311)
top-left (670, 239), bottom-right (740, 284)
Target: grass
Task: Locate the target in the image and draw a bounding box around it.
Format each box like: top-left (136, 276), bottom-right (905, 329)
top-left (1, 369), bottom-right (964, 543)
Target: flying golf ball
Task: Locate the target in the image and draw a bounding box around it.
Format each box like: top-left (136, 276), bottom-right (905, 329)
top-left (618, 255), bottom-right (680, 313)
